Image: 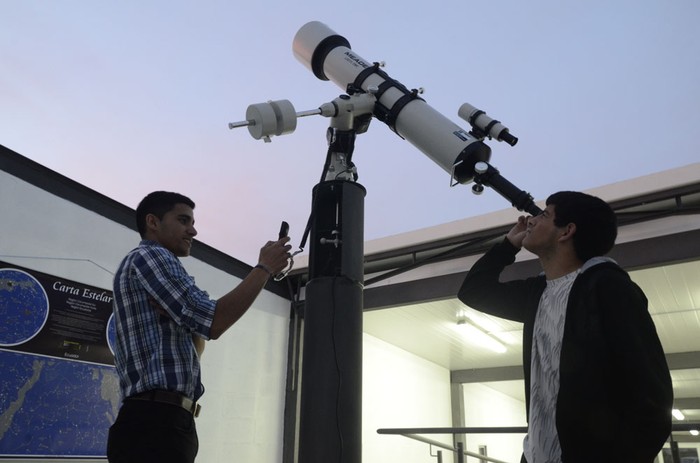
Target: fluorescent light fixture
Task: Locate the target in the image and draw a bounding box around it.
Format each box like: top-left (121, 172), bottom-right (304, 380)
top-left (457, 308), bottom-right (517, 345)
top-left (672, 409), bottom-right (685, 420)
top-left (690, 429), bottom-right (699, 437)
top-left (454, 320), bottom-right (507, 353)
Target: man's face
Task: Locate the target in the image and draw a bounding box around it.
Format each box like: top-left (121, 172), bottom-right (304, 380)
top-left (522, 204), bottom-right (564, 257)
top-left (149, 203), bottom-right (197, 257)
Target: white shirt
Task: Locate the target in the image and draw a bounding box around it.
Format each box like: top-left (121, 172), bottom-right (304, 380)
top-left (523, 268), bottom-right (580, 463)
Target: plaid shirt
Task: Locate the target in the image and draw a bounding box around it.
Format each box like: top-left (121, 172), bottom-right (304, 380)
top-left (112, 240), bottom-right (216, 401)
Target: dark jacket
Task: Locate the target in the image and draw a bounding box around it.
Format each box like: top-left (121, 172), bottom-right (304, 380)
top-left (458, 238), bottom-right (673, 462)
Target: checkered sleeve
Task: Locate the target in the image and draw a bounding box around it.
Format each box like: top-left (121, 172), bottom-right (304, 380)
top-left (132, 245), bottom-right (216, 339)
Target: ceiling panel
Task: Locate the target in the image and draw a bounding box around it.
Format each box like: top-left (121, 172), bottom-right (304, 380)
top-left (632, 261), bottom-right (700, 314)
top-left (364, 299), bottom-right (523, 371)
top-left (364, 261), bottom-right (700, 368)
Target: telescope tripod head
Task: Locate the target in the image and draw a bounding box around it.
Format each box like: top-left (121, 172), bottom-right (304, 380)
top-left (228, 88), bottom-right (541, 215)
top-left (228, 88), bottom-right (376, 182)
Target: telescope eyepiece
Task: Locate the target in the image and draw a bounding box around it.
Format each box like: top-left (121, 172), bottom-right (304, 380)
top-left (499, 131), bottom-right (518, 146)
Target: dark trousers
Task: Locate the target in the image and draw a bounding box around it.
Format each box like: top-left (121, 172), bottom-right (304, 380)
top-left (107, 399), bottom-right (199, 463)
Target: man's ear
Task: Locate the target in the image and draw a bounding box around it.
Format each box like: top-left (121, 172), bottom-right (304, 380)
top-left (144, 213), bottom-right (160, 234)
top-left (558, 223), bottom-right (577, 243)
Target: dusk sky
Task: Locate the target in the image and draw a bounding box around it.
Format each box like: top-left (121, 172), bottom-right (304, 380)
top-left (2, 1), bottom-right (698, 265)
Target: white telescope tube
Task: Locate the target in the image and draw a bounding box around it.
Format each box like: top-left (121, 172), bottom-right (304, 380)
top-left (293, 21), bottom-right (490, 184)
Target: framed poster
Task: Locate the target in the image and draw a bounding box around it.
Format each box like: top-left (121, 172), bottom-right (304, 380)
top-left (0, 261), bottom-right (119, 459)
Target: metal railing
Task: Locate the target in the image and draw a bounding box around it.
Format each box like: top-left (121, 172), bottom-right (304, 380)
top-left (378, 424), bottom-right (699, 463)
top-left (377, 427), bottom-right (527, 463)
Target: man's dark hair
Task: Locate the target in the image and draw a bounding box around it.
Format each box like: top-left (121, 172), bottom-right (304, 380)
top-left (547, 191), bottom-right (617, 262)
top-left (136, 191), bottom-right (195, 238)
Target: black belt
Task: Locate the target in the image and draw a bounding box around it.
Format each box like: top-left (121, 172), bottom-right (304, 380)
top-left (127, 390), bottom-right (201, 417)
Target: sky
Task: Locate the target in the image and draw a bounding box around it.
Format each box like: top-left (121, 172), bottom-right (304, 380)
top-left (2, 1), bottom-right (699, 266)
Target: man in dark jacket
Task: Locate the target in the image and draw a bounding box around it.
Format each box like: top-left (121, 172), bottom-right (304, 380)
top-left (458, 191), bottom-right (672, 463)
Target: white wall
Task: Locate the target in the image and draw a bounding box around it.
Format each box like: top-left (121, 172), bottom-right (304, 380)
top-left (196, 291), bottom-right (290, 463)
top-left (1, 171), bottom-right (291, 463)
top-left (182, 258), bottom-right (291, 463)
top-left (363, 333), bottom-right (455, 463)
top-left (462, 382), bottom-right (527, 463)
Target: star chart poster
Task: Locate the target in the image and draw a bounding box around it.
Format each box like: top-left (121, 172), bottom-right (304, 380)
top-left (0, 261), bottom-right (119, 458)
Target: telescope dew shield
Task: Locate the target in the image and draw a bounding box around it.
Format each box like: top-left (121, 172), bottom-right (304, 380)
top-left (293, 21), bottom-right (491, 184)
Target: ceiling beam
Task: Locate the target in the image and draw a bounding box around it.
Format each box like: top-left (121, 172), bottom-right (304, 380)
top-left (451, 365), bottom-right (524, 383)
top-left (364, 229), bottom-right (700, 311)
top-left (670, 434), bottom-right (700, 443)
top-left (452, 351), bottom-right (700, 384)
top-left (450, 365), bottom-right (514, 384)
top-left (667, 351), bottom-right (700, 370)
top-left (675, 398), bottom-right (700, 409)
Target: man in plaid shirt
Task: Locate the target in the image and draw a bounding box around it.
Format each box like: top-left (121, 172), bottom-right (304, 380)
top-left (107, 191), bottom-right (291, 463)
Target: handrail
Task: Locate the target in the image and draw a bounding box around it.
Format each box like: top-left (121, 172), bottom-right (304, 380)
top-left (378, 424), bottom-right (699, 463)
top-left (377, 427), bottom-right (528, 463)
top-left (400, 433), bottom-right (510, 463)
top-left (378, 427), bottom-right (528, 435)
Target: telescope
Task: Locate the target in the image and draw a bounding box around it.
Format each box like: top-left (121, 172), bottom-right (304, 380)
top-left (229, 22), bottom-right (541, 214)
top-left (228, 22), bottom-right (544, 463)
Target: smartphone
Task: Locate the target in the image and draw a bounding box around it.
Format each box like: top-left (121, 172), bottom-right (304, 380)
top-left (278, 221), bottom-right (289, 240)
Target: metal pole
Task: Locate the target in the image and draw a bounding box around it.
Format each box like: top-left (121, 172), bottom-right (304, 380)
top-left (669, 432), bottom-right (680, 463)
top-left (298, 180), bottom-right (366, 463)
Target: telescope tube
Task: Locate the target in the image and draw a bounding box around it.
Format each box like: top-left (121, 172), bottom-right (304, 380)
top-left (293, 21), bottom-right (491, 184)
